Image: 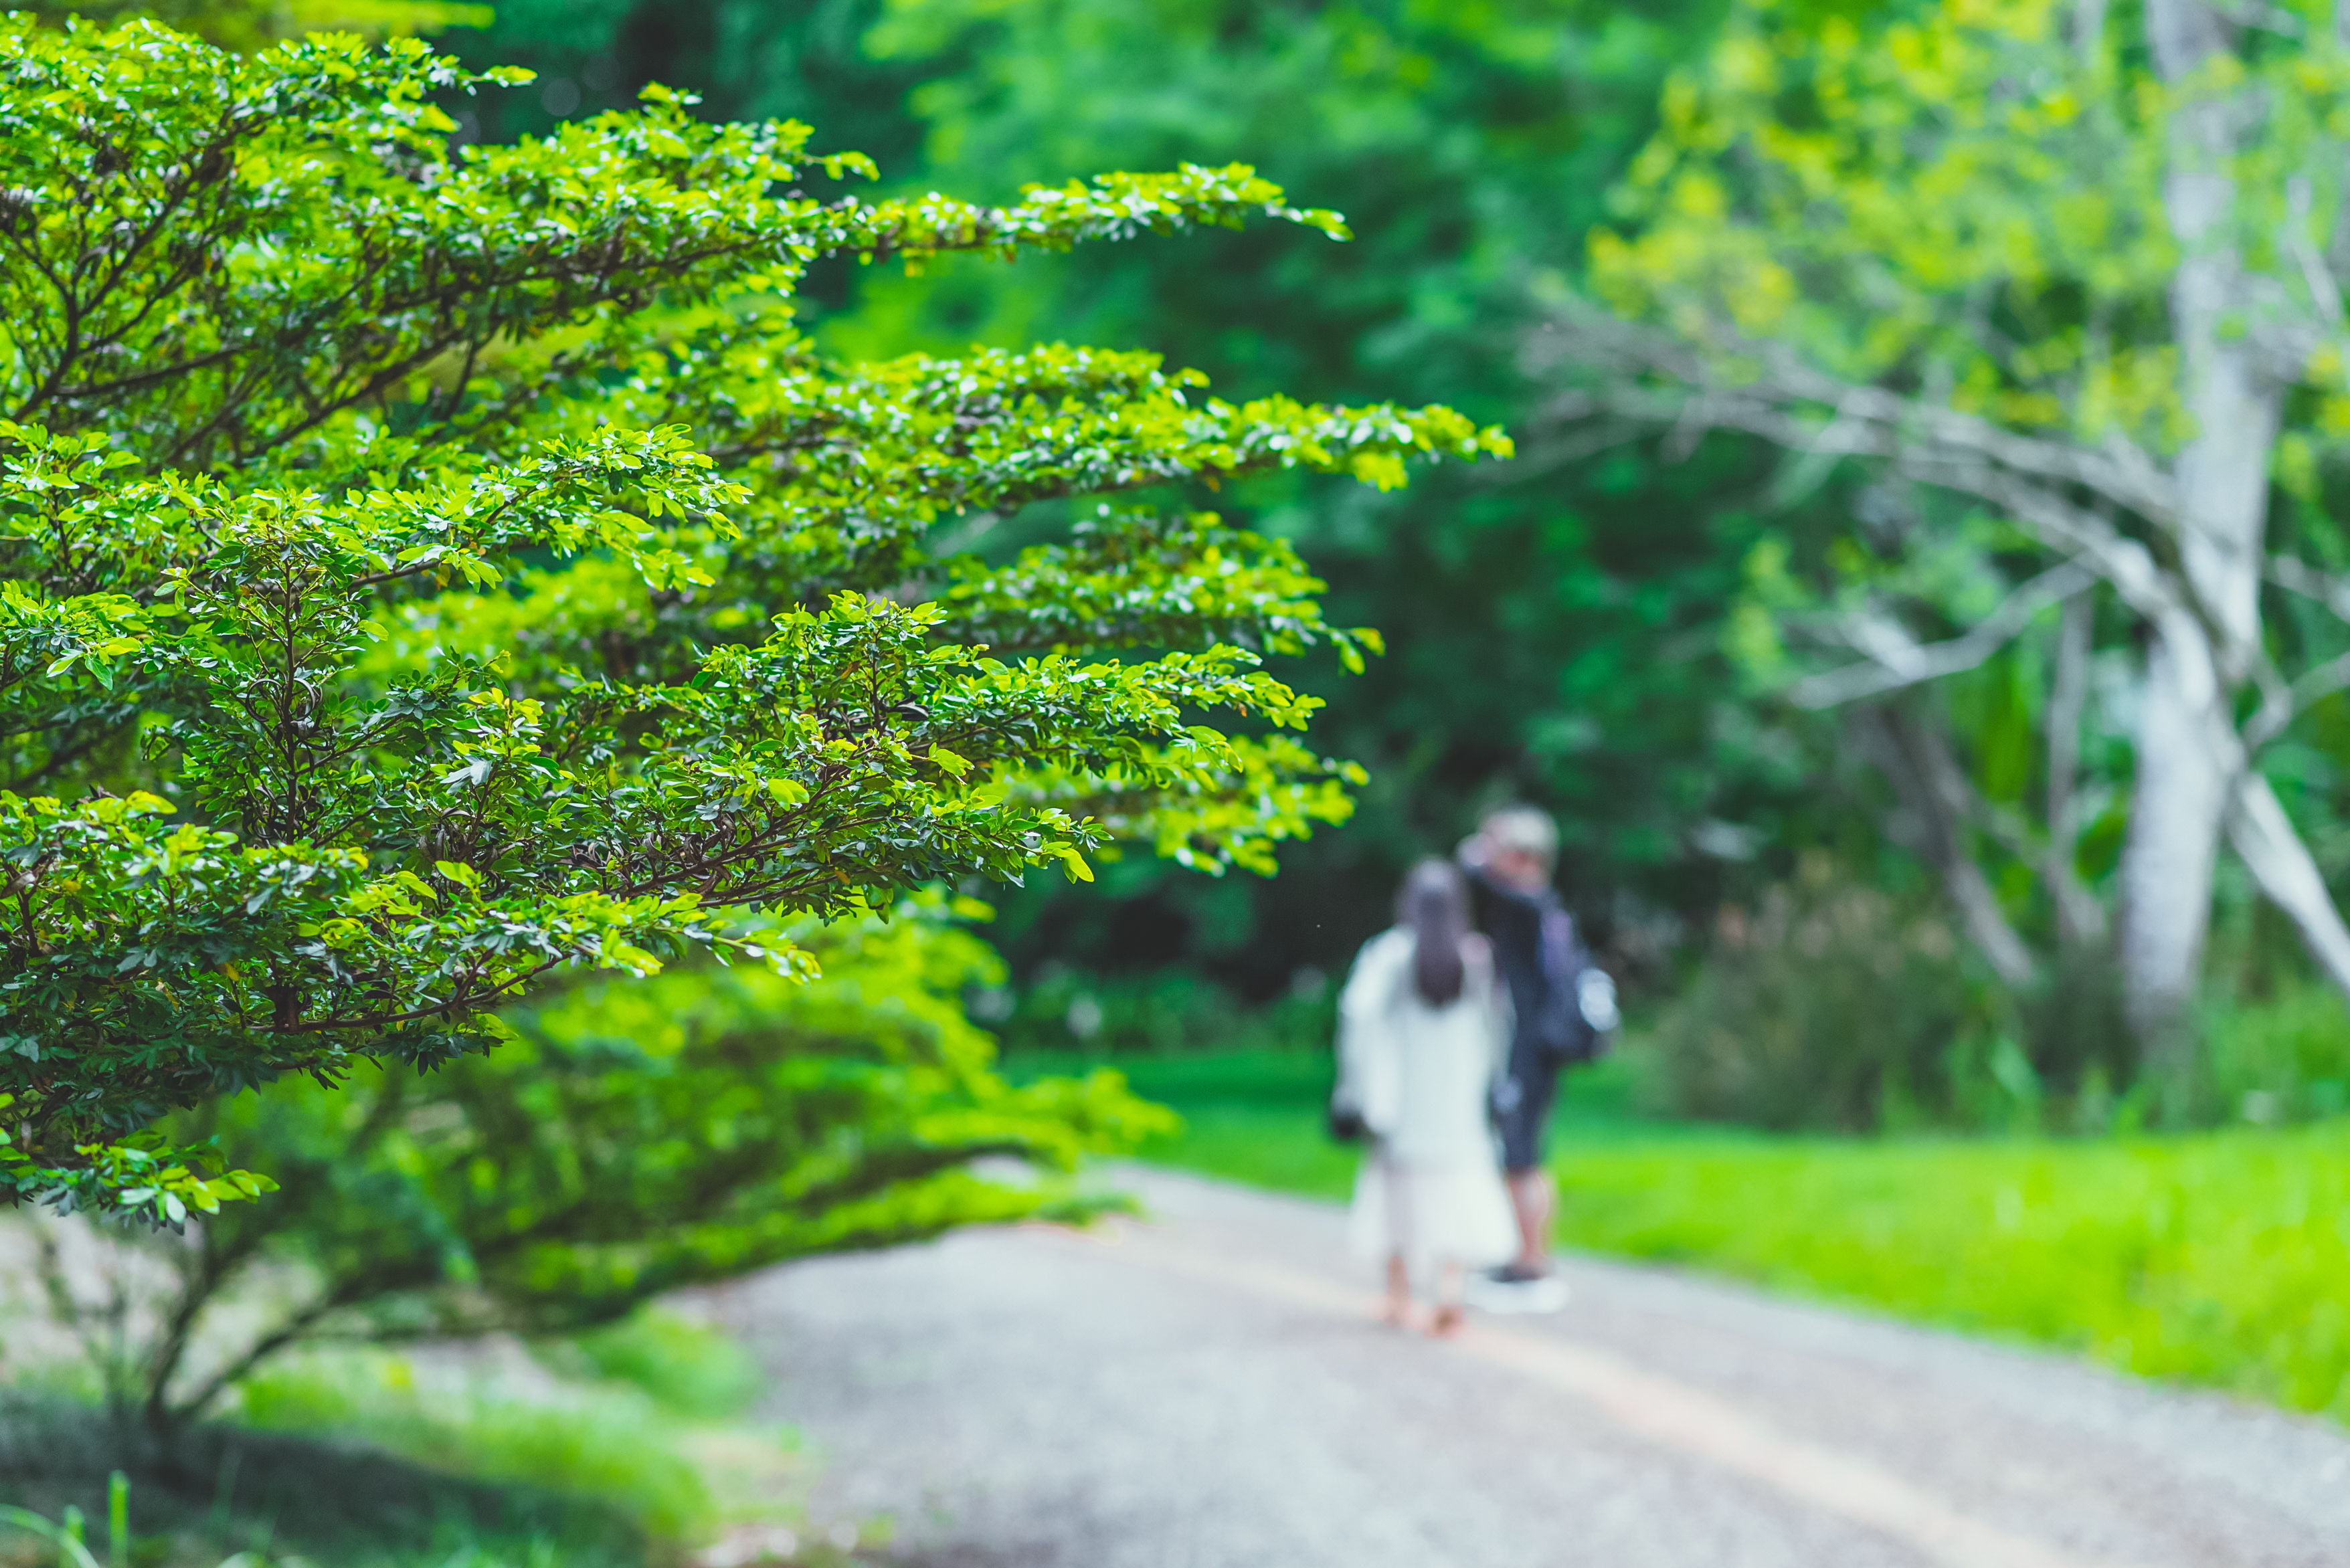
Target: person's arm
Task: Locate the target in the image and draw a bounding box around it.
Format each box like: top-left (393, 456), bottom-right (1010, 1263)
top-left (1455, 832), bottom-right (1513, 901)
top-left (1469, 935), bottom-right (1512, 1086)
top-left (1457, 834), bottom-right (1546, 914)
top-left (1455, 831), bottom-right (1492, 877)
top-left (1337, 931), bottom-right (1405, 1133)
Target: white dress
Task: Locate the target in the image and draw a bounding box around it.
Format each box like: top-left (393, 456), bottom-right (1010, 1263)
top-left (1339, 927), bottom-right (1519, 1276)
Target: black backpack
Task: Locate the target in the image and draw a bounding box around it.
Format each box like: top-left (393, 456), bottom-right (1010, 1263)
top-left (1528, 905), bottom-right (1612, 1066)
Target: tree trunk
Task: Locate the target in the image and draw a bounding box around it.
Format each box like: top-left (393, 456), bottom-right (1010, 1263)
top-left (2045, 589), bottom-right (2105, 951)
top-left (2119, 0), bottom-right (2282, 1080)
top-left (2117, 616), bottom-right (2233, 1078)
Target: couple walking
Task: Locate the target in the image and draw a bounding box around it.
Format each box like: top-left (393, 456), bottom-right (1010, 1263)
top-left (1334, 805), bottom-right (1617, 1335)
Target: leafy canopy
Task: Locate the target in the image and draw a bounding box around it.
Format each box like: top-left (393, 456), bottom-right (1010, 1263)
top-left (0, 18), bottom-right (1505, 1219)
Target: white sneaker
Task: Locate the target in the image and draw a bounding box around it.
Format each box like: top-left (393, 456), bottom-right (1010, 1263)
top-left (1465, 1271), bottom-right (1570, 1314)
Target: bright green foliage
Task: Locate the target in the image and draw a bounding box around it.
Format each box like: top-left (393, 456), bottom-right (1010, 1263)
top-left (100, 898), bottom-right (1173, 1434)
top-left (0, 19), bottom-right (1502, 1218)
top-left (1591, 0), bottom-right (2177, 431)
top-left (24, 0), bottom-right (488, 52)
top-left (1575, 0), bottom-right (2350, 981)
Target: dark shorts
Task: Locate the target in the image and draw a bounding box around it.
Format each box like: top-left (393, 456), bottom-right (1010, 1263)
top-left (1493, 1056), bottom-right (1560, 1173)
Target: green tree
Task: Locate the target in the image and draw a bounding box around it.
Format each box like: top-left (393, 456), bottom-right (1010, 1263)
top-left (1558, 0), bottom-right (2350, 1084)
top-left (0, 18), bottom-right (1503, 1218)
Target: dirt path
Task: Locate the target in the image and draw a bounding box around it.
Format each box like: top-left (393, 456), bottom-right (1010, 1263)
top-left (711, 1168), bottom-right (2350, 1568)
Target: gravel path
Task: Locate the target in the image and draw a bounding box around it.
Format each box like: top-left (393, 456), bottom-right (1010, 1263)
top-left (711, 1167), bottom-right (2350, 1568)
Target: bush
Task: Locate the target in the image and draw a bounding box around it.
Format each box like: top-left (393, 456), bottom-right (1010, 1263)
top-left (1645, 859), bottom-right (1987, 1131)
top-left (39, 899), bottom-right (1174, 1448)
top-left (2203, 980), bottom-right (2350, 1126)
top-left (2010, 945), bottom-right (2138, 1129)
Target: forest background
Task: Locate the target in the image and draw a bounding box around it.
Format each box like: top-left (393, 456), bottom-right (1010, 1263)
top-left (436, 0), bottom-right (2350, 1128)
top-left (448, 0), bottom-right (1755, 1008)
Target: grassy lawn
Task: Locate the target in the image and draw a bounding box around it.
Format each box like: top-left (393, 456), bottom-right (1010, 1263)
top-left (1016, 1049), bottom-right (2350, 1422)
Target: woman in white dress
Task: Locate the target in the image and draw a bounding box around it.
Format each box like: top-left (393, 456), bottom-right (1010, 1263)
top-left (1338, 858), bottom-right (1518, 1335)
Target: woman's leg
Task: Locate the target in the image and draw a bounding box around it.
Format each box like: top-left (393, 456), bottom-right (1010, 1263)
top-left (1429, 1260), bottom-right (1464, 1337)
top-left (1506, 1166), bottom-right (1555, 1274)
top-left (1382, 1252), bottom-right (1414, 1325)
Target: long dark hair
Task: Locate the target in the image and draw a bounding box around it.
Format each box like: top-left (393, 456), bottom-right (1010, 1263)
top-left (1398, 858), bottom-right (1470, 1007)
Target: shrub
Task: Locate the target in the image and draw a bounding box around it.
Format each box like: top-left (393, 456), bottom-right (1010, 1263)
top-left (2013, 945), bottom-right (2137, 1126)
top-left (37, 899), bottom-right (1173, 1448)
top-left (1646, 859), bottom-right (1985, 1131)
top-left (2203, 980), bottom-right (2350, 1126)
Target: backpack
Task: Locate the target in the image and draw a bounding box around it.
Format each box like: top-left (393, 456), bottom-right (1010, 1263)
top-left (1528, 905), bottom-right (1619, 1066)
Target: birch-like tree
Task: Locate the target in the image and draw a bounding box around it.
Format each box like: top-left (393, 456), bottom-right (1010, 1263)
top-left (1543, 0), bottom-right (2350, 1082)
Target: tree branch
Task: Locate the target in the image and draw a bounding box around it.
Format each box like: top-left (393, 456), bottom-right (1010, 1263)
top-left (2228, 771), bottom-right (2350, 999)
top-left (1851, 705), bottom-right (2041, 985)
top-left (1790, 561), bottom-right (2098, 708)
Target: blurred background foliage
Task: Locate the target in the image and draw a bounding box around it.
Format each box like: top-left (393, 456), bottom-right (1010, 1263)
top-left (417, 0), bottom-right (1837, 1014)
top-left (136, 0), bottom-right (2329, 1127)
top-left (385, 0), bottom-right (2350, 1130)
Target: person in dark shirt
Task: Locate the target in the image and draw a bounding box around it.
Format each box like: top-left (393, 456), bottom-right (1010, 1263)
top-left (1457, 805), bottom-right (1601, 1304)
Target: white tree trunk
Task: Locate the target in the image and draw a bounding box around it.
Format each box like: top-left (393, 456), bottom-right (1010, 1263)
top-left (2045, 590), bottom-right (2105, 951)
top-left (2120, 0), bottom-right (2283, 1070)
top-left (2116, 616), bottom-right (2232, 1066)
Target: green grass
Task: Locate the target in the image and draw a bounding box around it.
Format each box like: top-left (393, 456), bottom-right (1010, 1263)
top-left (0, 1307), bottom-right (802, 1568)
top-left (234, 1348), bottom-right (723, 1542)
top-left (1025, 1048), bottom-right (2350, 1422)
top-left (1554, 1130), bottom-right (2350, 1417)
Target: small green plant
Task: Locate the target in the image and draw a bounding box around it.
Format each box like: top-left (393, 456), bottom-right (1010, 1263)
top-left (2, 1480), bottom-right (104, 1568)
top-left (555, 1310), bottom-right (761, 1423)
